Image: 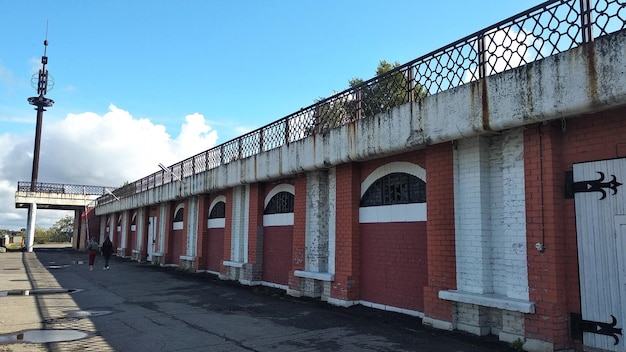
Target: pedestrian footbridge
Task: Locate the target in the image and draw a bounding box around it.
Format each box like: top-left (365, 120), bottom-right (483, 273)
top-left (14, 182), bottom-right (112, 210)
top-left (14, 182), bottom-right (116, 250)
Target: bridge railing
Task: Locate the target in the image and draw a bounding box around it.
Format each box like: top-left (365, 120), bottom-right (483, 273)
top-left (17, 181), bottom-right (116, 196)
top-left (101, 0), bottom-right (625, 205)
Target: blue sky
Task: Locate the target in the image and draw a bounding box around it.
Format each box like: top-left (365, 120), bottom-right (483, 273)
top-left (0, 0), bottom-right (542, 230)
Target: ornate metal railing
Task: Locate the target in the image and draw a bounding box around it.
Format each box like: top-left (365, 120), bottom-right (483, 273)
top-left (101, 0), bottom-right (625, 205)
top-left (17, 181), bottom-right (116, 196)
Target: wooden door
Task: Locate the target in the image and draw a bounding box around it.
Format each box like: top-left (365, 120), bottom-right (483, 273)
top-left (574, 158), bottom-right (626, 351)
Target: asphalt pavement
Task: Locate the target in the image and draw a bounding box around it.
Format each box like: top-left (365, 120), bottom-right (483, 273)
top-left (0, 244), bottom-right (515, 352)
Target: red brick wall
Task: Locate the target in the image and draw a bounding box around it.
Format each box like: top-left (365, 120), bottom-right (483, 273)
top-left (148, 207), bottom-right (159, 257)
top-left (221, 189), bottom-right (234, 276)
top-left (127, 211), bottom-right (136, 256)
top-left (423, 142), bottom-right (456, 321)
top-left (249, 183), bottom-right (265, 268)
top-left (207, 228), bottom-right (225, 272)
top-left (360, 222), bottom-right (427, 311)
top-left (138, 207), bottom-right (150, 260)
top-left (524, 106), bottom-right (626, 349)
top-left (170, 201), bottom-right (187, 265)
top-left (163, 202), bottom-right (173, 263)
top-left (115, 213), bottom-right (122, 250)
top-left (85, 209), bottom-right (100, 243)
top-left (263, 226), bottom-right (294, 285)
top-left (196, 194), bottom-right (210, 270)
top-left (289, 175), bottom-right (307, 289)
top-left (359, 150), bottom-right (426, 182)
top-left (332, 163), bottom-right (361, 300)
top-left (524, 123), bottom-right (569, 346)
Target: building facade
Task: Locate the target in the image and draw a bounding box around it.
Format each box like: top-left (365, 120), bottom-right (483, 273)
top-left (94, 16), bottom-right (626, 352)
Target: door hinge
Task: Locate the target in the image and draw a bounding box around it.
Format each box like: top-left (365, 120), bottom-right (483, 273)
top-left (570, 313), bottom-right (623, 345)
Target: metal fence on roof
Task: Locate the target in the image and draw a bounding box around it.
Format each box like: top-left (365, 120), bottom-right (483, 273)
top-left (100, 0), bottom-right (626, 205)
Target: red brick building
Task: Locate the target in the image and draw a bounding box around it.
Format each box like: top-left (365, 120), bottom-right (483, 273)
top-left (94, 3), bottom-right (626, 351)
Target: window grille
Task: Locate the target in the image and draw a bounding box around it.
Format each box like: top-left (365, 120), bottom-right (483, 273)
top-left (173, 208), bottom-right (184, 222)
top-left (209, 201), bottom-right (226, 219)
top-left (360, 172), bottom-right (426, 207)
top-left (264, 191), bottom-right (295, 214)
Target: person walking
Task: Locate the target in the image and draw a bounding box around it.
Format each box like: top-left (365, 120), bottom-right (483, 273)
top-left (86, 238), bottom-right (99, 271)
top-left (101, 236), bottom-right (114, 270)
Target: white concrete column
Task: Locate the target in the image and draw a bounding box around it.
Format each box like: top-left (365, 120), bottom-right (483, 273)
top-left (120, 212), bottom-right (128, 252)
top-left (25, 203), bottom-right (37, 252)
top-left (305, 171), bottom-right (330, 272)
top-left (73, 209), bottom-right (81, 245)
top-left (230, 185), bottom-right (250, 263)
top-left (186, 196), bottom-right (199, 257)
top-left (136, 208), bottom-right (146, 251)
top-left (99, 216), bottom-right (106, 247)
top-left (158, 204), bottom-right (168, 253)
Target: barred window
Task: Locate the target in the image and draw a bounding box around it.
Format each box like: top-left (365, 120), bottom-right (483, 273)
top-left (360, 172), bottom-right (426, 207)
top-left (209, 201), bottom-right (226, 219)
top-left (264, 191), bottom-right (294, 214)
top-left (173, 208), bottom-right (184, 222)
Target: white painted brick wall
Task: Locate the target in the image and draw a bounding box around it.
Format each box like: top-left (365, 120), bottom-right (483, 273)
top-left (230, 185), bottom-right (249, 263)
top-left (158, 204), bottom-right (168, 253)
top-left (501, 130), bottom-right (528, 300)
top-left (454, 136), bottom-right (493, 293)
top-left (501, 310), bottom-right (524, 334)
top-left (186, 196), bottom-right (199, 257)
top-left (328, 167), bottom-right (336, 275)
top-left (305, 171), bottom-right (330, 272)
top-left (454, 128), bottom-right (528, 299)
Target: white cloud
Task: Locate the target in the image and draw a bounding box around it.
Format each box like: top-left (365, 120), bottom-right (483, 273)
top-left (0, 104), bottom-right (219, 230)
top-left (463, 27), bottom-right (536, 83)
top-left (174, 112), bottom-right (219, 158)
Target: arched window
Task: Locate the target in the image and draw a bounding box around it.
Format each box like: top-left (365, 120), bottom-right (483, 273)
top-left (130, 212), bottom-right (137, 232)
top-left (360, 172), bottom-right (426, 207)
top-left (209, 201), bottom-right (226, 219)
top-left (173, 204), bottom-right (185, 230)
top-left (264, 191), bottom-right (294, 214)
top-left (173, 208), bottom-right (184, 222)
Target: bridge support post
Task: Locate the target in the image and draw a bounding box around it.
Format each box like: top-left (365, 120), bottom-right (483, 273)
top-left (25, 203), bottom-right (37, 252)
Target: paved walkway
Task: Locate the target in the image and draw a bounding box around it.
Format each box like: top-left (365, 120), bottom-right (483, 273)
top-left (0, 244), bottom-right (515, 351)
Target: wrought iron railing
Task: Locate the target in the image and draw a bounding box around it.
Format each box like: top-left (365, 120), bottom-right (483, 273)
top-left (100, 0), bottom-right (625, 205)
top-left (17, 181), bottom-right (116, 196)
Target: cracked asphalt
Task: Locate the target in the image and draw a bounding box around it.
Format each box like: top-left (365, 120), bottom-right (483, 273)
top-left (0, 245), bottom-right (515, 351)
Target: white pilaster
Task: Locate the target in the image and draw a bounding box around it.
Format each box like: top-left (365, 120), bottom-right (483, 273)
top-left (186, 196), bottom-right (199, 257)
top-left (231, 185), bottom-right (249, 263)
top-left (454, 135), bottom-right (493, 293)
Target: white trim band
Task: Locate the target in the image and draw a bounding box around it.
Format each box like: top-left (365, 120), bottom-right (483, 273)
top-left (438, 290), bottom-right (535, 314)
top-left (294, 271), bottom-right (334, 281)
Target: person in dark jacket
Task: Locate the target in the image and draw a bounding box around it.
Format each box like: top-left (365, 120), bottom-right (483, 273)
top-left (101, 237), bottom-right (114, 270)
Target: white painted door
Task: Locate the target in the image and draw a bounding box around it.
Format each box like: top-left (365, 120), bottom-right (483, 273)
top-left (147, 216), bottom-right (157, 261)
top-left (574, 158), bottom-right (626, 351)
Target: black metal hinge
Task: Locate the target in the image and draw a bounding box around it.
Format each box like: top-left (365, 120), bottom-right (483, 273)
top-left (571, 313), bottom-right (623, 345)
top-left (564, 171), bottom-right (622, 199)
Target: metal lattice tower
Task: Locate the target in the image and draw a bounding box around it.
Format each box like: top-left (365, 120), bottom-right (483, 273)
top-left (27, 38), bottom-right (55, 191)
top-left (24, 36), bottom-right (55, 253)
